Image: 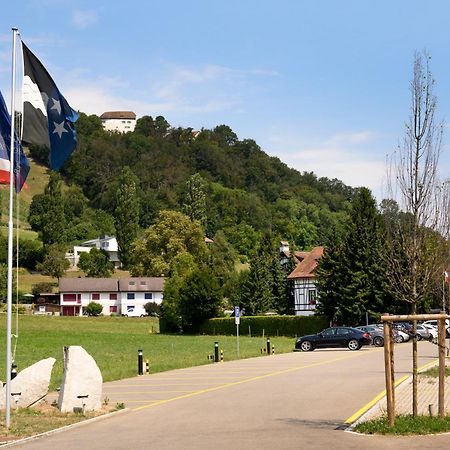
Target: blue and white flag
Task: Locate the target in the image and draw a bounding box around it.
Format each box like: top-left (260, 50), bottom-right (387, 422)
top-left (0, 89), bottom-right (30, 192)
top-left (21, 42), bottom-right (78, 170)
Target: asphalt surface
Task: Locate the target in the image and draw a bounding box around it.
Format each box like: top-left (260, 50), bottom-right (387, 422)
top-left (9, 341), bottom-right (450, 449)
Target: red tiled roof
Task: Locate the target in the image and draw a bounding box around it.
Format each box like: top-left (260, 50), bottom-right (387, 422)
top-left (59, 278), bottom-right (118, 292)
top-left (118, 277), bottom-right (164, 292)
top-left (287, 246), bottom-right (324, 280)
top-left (100, 111), bottom-right (136, 120)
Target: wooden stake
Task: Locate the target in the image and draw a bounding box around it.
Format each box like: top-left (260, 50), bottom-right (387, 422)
top-left (384, 320), bottom-right (395, 426)
top-left (438, 316), bottom-right (445, 418)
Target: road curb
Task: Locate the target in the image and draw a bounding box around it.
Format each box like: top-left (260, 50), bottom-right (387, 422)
top-left (0, 407), bottom-right (130, 448)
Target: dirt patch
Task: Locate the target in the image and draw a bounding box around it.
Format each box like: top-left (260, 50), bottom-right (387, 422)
top-left (0, 400), bottom-right (116, 441)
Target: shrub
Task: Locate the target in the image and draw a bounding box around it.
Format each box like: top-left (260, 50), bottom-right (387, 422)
top-left (84, 302), bottom-right (103, 316)
top-left (144, 302), bottom-right (161, 317)
top-left (31, 282), bottom-right (56, 297)
top-left (199, 315), bottom-right (328, 337)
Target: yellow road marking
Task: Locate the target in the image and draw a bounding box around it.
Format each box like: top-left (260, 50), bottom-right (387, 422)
top-left (132, 351), bottom-right (370, 412)
top-left (103, 390), bottom-right (196, 394)
top-left (106, 382), bottom-right (233, 387)
top-left (344, 358), bottom-right (439, 424)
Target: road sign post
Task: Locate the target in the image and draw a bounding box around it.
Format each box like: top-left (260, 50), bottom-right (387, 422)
top-left (235, 306), bottom-right (240, 358)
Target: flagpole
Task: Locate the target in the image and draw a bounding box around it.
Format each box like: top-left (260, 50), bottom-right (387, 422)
top-left (5, 26), bottom-right (19, 430)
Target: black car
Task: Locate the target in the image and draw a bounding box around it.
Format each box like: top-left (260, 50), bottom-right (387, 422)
top-left (295, 327), bottom-right (372, 351)
top-left (355, 325), bottom-right (384, 347)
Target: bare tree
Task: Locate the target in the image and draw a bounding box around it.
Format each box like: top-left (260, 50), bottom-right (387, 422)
top-left (385, 51), bottom-right (450, 416)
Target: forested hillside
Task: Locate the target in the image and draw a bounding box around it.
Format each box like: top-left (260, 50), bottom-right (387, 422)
top-left (28, 113), bottom-right (356, 257)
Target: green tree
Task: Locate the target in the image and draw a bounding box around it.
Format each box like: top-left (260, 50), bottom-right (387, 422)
top-left (178, 267), bottom-right (222, 332)
top-left (315, 235), bottom-right (345, 324)
top-left (0, 264), bottom-right (8, 301)
top-left (36, 243), bottom-right (70, 279)
top-left (31, 282), bottom-right (55, 297)
top-left (144, 302), bottom-right (161, 317)
top-left (239, 236), bottom-right (276, 315)
top-left (316, 188), bottom-right (387, 325)
top-left (114, 166), bottom-right (140, 269)
top-left (208, 230), bottom-right (237, 290)
top-left (160, 253), bottom-right (198, 332)
top-left (78, 248), bottom-right (115, 277)
top-left (131, 210), bottom-right (206, 277)
top-left (75, 112), bottom-right (104, 138)
top-left (182, 173), bottom-right (207, 225)
top-left (29, 173), bottom-right (67, 245)
top-left (85, 301), bottom-right (103, 316)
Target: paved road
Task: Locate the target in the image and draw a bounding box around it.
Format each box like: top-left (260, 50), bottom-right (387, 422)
top-left (12, 341), bottom-right (450, 449)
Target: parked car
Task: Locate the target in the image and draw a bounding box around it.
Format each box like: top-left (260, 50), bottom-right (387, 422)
top-left (372, 324), bottom-right (404, 343)
top-left (355, 325), bottom-right (384, 347)
top-left (392, 325), bottom-right (411, 343)
top-left (422, 323), bottom-right (438, 340)
top-left (415, 324), bottom-right (433, 341)
top-left (421, 320), bottom-right (450, 338)
top-left (422, 319), bottom-right (449, 329)
top-left (295, 327), bottom-right (371, 352)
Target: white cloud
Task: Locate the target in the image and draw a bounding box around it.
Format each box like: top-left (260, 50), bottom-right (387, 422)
top-left (59, 61), bottom-right (275, 118)
top-left (266, 131), bottom-right (387, 199)
top-left (72, 10), bottom-right (98, 29)
top-left (63, 83), bottom-right (172, 116)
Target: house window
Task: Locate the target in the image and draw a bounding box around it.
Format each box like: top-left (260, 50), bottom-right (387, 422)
top-left (140, 281), bottom-right (147, 286)
top-left (308, 289), bottom-right (317, 305)
top-left (110, 306), bottom-right (118, 313)
top-left (92, 293), bottom-right (100, 300)
top-left (110, 293), bottom-right (117, 300)
top-left (293, 281), bottom-right (316, 311)
top-left (127, 293), bottom-right (135, 300)
top-left (144, 293), bottom-right (152, 300)
top-left (63, 294), bottom-right (76, 302)
top-left (129, 281), bottom-right (135, 286)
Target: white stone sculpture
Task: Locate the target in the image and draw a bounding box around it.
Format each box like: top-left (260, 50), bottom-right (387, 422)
top-left (0, 358), bottom-right (56, 409)
top-left (57, 346), bottom-right (103, 413)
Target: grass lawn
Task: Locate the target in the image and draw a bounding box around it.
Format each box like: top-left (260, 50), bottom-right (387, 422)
top-left (0, 315), bottom-right (295, 391)
top-left (0, 404), bottom-right (118, 442)
top-left (355, 414), bottom-right (450, 435)
top-left (419, 365), bottom-right (450, 377)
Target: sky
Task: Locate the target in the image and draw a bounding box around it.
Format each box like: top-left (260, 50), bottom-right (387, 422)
top-left (2, 0), bottom-right (450, 200)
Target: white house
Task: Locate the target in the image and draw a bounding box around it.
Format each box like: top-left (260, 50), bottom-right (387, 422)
top-left (118, 278), bottom-right (164, 317)
top-left (59, 278), bottom-right (120, 316)
top-left (100, 111), bottom-right (136, 133)
top-left (66, 236), bottom-right (120, 269)
top-left (287, 246), bottom-right (324, 316)
top-left (59, 277), bottom-right (165, 317)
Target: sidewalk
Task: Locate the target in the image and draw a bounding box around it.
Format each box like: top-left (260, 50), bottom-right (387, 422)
top-left (358, 358), bottom-right (450, 421)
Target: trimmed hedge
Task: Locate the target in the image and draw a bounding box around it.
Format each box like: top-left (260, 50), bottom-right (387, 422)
top-left (199, 315), bottom-right (329, 337)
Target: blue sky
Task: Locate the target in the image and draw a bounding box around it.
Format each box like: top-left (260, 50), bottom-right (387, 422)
top-left (2, 0), bottom-right (450, 199)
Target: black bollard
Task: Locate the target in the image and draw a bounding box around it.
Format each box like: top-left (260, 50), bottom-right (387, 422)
top-left (11, 363), bottom-right (17, 380)
top-left (214, 342), bottom-right (219, 363)
top-left (266, 338), bottom-right (271, 355)
top-left (138, 349), bottom-right (144, 375)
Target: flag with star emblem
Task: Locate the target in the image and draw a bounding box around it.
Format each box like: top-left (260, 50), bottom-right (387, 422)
top-left (0, 89), bottom-right (30, 192)
top-left (21, 42), bottom-right (78, 170)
